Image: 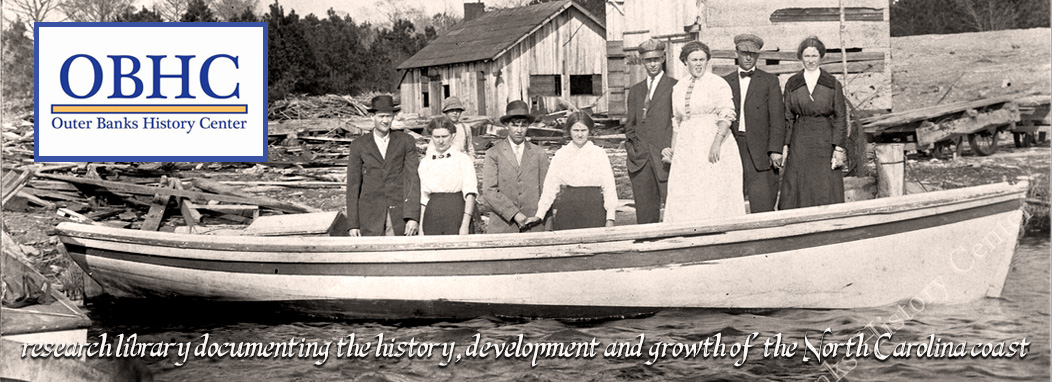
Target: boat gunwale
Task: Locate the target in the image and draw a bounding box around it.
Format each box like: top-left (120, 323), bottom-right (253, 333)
top-left (56, 181), bottom-right (1028, 253)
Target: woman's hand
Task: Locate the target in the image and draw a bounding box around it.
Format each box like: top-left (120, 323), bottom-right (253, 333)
top-left (831, 147), bottom-right (847, 170)
top-left (661, 147), bottom-right (673, 164)
top-left (523, 216), bottom-right (542, 229)
top-left (708, 140), bottom-right (722, 163)
top-left (458, 224), bottom-right (470, 235)
top-left (604, 219), bottom-right (615, 228)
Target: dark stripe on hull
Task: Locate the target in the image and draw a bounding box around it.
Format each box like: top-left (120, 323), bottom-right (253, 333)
top-left (66, 199), bottom-right (1022, 278)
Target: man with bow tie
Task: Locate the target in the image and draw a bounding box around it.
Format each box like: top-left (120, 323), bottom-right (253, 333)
top-left (625, 38), bottom-right (676, 224)
top-left (722, 34), bottom-right (786, 213)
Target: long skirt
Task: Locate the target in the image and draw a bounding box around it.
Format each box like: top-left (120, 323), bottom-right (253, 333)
top-left (779, 115), bottom-right (845, 209)
top-left (552, 186), bottom-right (606, 231)
top-left (422, 193), bottom-right (466, 235)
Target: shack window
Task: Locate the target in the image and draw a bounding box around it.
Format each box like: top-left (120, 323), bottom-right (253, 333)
top-left (443, 85), bottom-right (450, 98)
top-left (570, 75), bottom-right (602, 96)
top-left (529, 75), bottom-right (561, 96)
top-left (422, 91), bottom-right (429, 107)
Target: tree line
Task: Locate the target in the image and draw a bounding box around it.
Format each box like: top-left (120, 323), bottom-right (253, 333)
top-left (890, 0), bottom-right (1049, 36)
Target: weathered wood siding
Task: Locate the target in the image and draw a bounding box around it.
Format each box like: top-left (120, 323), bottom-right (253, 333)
top-left (607, 0), bottom-right (891, 115)
top-left (400, 7), bottom-right (607, 118)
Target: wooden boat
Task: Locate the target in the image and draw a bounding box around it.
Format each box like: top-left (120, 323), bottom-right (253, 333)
top-left (56, 181), bottom-right (1028, 319)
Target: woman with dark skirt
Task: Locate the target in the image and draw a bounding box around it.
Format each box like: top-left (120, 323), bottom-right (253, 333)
top-left (779, 36), bottom-right (847, 209)
top-left (526, 112), bottom-right (617, 230)
top-left (418, 117), bottom-right (478, 235)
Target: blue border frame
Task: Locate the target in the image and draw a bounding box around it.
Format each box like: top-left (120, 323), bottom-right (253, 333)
top-left (34, 22), bottom-right (269, 163)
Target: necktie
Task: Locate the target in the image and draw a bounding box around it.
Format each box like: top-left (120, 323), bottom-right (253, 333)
top-left (739, 70), bottom-right (754, 78)
top-left (514, 145), bottom-right (522, 165)
top-left (643, 76), bottom-right (657, 119)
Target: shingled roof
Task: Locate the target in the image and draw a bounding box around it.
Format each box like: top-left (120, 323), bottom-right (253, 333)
top-left (396, 0), bottom-right (603, 70)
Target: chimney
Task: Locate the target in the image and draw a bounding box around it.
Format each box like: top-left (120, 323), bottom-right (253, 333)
top-left (464, 2), bottom-right (485, 22)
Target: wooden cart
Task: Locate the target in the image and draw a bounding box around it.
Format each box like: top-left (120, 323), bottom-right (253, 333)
top-left (1011, 95), bottom-right (1051, 148)
top-left (862, 96), bottom-right (1023, 159)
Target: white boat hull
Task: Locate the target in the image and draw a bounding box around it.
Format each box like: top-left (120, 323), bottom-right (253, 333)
top-left (58, 182), bottom-right (1027, 318)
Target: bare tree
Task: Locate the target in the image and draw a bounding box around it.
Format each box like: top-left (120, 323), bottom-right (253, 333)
top-left (955, 0), bottom-right (1023, 31)
top-left (213, 0), bottom-right (257, 21)
top-left (157, 0), bottom-right (190, 21)
top-left (6, 0), bottom-right (62, 26)
top-left (59, 0), bottom-right (133, 21)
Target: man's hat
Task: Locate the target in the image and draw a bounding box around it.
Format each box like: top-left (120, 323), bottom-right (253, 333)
top-left (638, 38), bottom-right (666, 60)
top-left (442, 96), bottom-right (465, 113)
top-left (368, 95), bottom-right (400, 113)
top-left (499, 100), bottom-right (536, 124)
top-left (734, 34), bottom-right (764, 53)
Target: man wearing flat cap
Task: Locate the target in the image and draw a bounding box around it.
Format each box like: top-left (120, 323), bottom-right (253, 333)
top-left (722, 33), bottom-right (785, 213)
top-left (481, 100), bottom-right (551, 233)
top-left (625, 38), bottom-right (676, 224)
top-left (346, 95), bottom-right (421, 236)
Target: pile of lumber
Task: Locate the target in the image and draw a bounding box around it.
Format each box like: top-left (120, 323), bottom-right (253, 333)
top-left (1, 164), bottom-right (320, 232)
top-left (269, 94), bottom-right (371, 121)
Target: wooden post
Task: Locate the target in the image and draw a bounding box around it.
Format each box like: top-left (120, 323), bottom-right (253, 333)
top-left (874, 143), bottom-right (905, 198)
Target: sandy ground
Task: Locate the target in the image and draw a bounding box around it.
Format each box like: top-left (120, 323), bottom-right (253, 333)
top-left (891, 28), bottom-right (1051, 111)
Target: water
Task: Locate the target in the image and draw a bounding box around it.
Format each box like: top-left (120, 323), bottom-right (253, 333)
top-left (87, 238), bottom-right (1050, 381)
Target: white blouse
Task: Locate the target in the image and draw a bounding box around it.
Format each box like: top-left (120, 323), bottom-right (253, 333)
top-left (418, 145), bottom-right (478, 206)
top-left (804, 68), bottom-right (821, 95)
top-left (534, 141), bottom-right (618, 221)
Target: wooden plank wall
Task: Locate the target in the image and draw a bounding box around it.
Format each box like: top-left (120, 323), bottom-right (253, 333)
top-left (608, 0), bottom-right (892, 115)
top-left (400, 7), bottom-right (607, 118)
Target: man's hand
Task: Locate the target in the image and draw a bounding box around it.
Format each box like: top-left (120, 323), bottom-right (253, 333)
top-left (404, 220), bottom-right (419, 236)
top-left (769, 153), bottom-right (783, 169)
top-left (513, 212), bottom-right (528, 227)
top-left (348, 229), bottom-right (361, 237)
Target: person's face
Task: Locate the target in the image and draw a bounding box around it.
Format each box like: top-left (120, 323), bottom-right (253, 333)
top-left (686, 49), bottom-right (709, 78)
top-left (372, 112), bottom-right (394, 135)
top-left (444, 109), bottom-right (462, 121)
top-left (431, 127), bottom-right (453, 153)
top-left (569, 122), bottom-right (590, 148)
top-left (801, 47), bottom-right (821, 71)
top-left (507, 117), bottom-right (529, 145)
top-left (643, 56), bottom-right (664, 77)
top-left (737, 50), bottom-right (759, 71)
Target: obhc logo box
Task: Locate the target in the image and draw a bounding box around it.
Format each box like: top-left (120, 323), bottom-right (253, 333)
top-left (34, 23), bottom-right (268, 162)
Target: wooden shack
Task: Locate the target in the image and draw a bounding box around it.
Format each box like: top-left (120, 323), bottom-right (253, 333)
top-left (606, 0), bottom-right (891, 116)
top-left (398, 0), bottom-right (607, 118)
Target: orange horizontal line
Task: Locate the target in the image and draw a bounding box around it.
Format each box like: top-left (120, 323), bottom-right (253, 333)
top-left (51, 105), bottom-right (248, 113)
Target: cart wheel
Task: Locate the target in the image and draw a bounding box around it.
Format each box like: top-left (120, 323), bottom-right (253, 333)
top-left (968, 130), bottom-right (999, 156)
top-left (932, 137), bottom-right (963, 160)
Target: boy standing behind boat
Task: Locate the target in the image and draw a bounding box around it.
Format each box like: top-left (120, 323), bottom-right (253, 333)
top-left (346, 95), bottom-right (421, 236)
top-left (481, 101), bottom-right (551, 233)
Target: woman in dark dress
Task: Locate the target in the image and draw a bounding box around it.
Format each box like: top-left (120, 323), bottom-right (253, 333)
top-left (778, 36), bottom-right (847, 209)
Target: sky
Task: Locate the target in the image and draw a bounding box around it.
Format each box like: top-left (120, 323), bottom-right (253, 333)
top-left (253, 0), bottom-right (470, 23)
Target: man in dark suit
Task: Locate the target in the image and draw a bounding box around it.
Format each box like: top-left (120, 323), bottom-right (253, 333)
top-left (346, 95), bottom-right (420, 236)
top-left (481, 100), bottom-right (550, 233)
top-left (722, 34), bottom-right (786, 213)
top-left (625, 38), bottom-right (676, 224)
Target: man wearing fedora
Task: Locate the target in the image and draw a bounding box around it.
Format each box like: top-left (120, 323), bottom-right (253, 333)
top-left (481, 100), bottom-right (550, 233)
top-left (346, 95), bottom-right (421, 236)
top-left (722, 33), bottom-right (785, 213)
top-left (625, 38), bottom-right (676, 224)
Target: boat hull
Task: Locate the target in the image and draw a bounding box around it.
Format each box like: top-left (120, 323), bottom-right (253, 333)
top-left (57, 182), bottom-right (1027, 319)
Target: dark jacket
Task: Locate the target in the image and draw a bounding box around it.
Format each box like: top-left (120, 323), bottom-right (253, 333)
top-left (723, 68), bottom-right (786, 171)
top-left (345, 130), bottom-right (421, 236)
top-left (624, 73), bottom-right (676, 179)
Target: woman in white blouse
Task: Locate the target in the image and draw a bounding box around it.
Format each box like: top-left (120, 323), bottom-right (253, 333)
top-left (525, 112), bottom-right (617, 230)
top-left (419, 117), bottom-right (478, 235)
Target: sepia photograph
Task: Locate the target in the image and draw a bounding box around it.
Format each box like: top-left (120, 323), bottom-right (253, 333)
top-left (2, 0), bottom-right (1050, 380)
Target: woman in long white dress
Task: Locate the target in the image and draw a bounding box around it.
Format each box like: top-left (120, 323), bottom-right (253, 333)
top-left (662, 41), bottom-right (745, 222)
